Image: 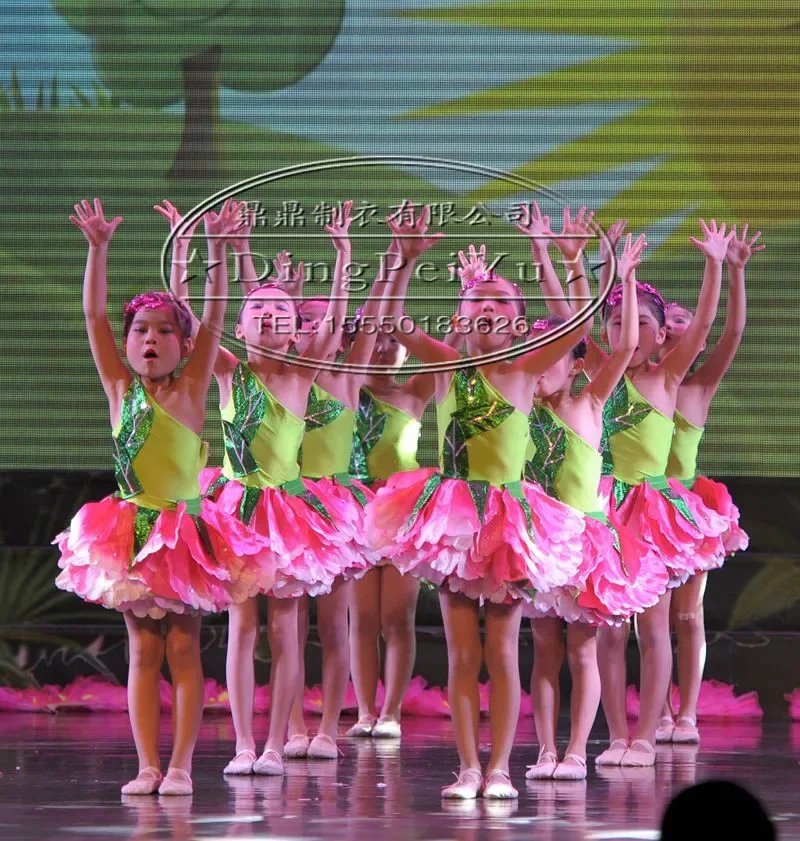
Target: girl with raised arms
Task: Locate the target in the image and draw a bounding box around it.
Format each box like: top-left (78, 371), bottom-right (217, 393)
top-left (56, 198), bottom-right (252, 796)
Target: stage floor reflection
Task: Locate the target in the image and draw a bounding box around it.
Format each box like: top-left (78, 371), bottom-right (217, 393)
top-left (1, 714), bottom-right (798, 840)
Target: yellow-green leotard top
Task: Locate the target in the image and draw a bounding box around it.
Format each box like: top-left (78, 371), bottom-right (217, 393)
top-left (601, 376), bottom-right (674, 485)
top-left (435, 367), bottom-right (529, 487)
top-left (349, 388), bottom-right (421, 482)
top-left (666, 409), bottom-right (704, 483)
top-left (525, 402), bottom-right (601, 514)
top-left (220, 363), bottom-right (305, 489)
top-left (113, 377), bottom-right (208, 512)
top-left (299, 383), bottom-right (356, 479)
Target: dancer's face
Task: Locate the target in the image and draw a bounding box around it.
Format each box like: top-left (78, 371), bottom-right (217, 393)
top-left (458, 279), bottom-right (527, 355)
top-left (236, 287), bottom-right (299, 354)
top-left (123, 308), bottom-right (189, 380)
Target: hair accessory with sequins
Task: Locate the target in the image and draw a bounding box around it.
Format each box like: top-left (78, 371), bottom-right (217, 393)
top-left (606, 280), bottom-right (666, 313)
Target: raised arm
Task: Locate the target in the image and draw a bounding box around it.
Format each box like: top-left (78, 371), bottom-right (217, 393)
top-left (514, 202), bottom-right (572, 320)
top-left (511, 320), bottom-right (590, 378)
top-left (585, 234), bottom-right (645, 405)
top-left (71, 198), bottom-right (130, 402)
top-left (550, 206), bottom-right (595, 319)
top-left (595, 218), bottom-right (626, 308)
top-left (272, 249), bottom-right (305, 302)
top-left (159, 200), bottom-right (238, 378)
top-left (343, 238), bottom-right (399, 368)
top-left (660, 219), bottom-right (733, 383)
top-left (156, 199), bottom-right (203, 338)
top-left (180, 200), bottom-right (240, 397)
top-left (690, 225), bottom-right (762, 393)
top-left (388, 313), bottom-right (462, 367)
top-left (226, 201), bottom-right (263, 297)
top-left (298, 201), bottom-right (353, 363)
top-left (350, 205), bottom-right (444, 368)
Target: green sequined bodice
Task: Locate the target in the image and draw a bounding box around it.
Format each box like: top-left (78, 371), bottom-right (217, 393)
top-left (435, 368), bottom-right (529, 486)
top-left (601, 377), bottom-right (674, 485)
top-left (349, 388), bottom-right (421, 481)
top-left (300, 383), bottom-right (356, 478)
top-left (112, 377), bottom-right (207, 511)
top-left (667, 409), bottom-right (704, 483)
top-left (220, 364), bottom-right (305, 489)
top-left (525, 403), bottom-right (601, 514)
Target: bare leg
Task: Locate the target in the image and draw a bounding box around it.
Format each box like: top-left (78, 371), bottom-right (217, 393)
top-left (316, 578), bottom-right (352, 741)
top-left (378, 567), bottom-right (420, 721)
top-left (439, 588), bottom-right (482, 772)
top-left (349, 568), bottom-right (381, 721)
top-left (287, 595), bottom-right (309, 739)
top-left (124, 613), bottom-right (164, 775)
top-left (530, 616), bottom-right (565, 758)
top-left (632, 591), bottom-right (673, 747)
top-left (226, 598), bottom-right (260, 755)
top-left (164, 614), bottom-right (204, 772)
top-left (564, 622), bottom-right (600, 760)
top-left (597, 622), bottom-right (630, 744)
top-left (673, 573), bottom-right (708, 725)
top-left (264, 596), bottom-right (300, 755)
top-left (483, 600), bottom-right (523, 775)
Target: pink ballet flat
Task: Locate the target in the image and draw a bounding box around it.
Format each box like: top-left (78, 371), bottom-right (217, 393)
top-left (306, 734), bottom-right (340, 760)
top-left (283, 733), bottom-right (311, 759)
top-left (441, 768), bottom-right (483, 800)
top-left (158, 767), bottom-right (193, 796)
top-left (346, 716), bottom-right (377, 737)
top-left (483, 769), bottom-right (519, 800)
top-left (223, 750), bottom-right (256, 775)
top-left (552, 754), bottom-right (587, 781)
top-left (620, 739), bottom-right (656, 767)
top-left (656, 716), bottom-right (675, 743)
top-left (525, 749), bottom-right (558, 780)
top-left (121, 766), bottom-right (162, 796)
top-left (252, 748), bottom-right (284, 776)
top-left (595, 739), bottom-right (629, 766)
top-left (371, 717), bottom-right (402, 739)
top-left (671, 717), bottom-right (700, 744)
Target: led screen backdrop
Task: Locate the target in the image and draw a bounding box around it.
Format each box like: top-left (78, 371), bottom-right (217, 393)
top-left (1, 1), bottom-right (797, 475)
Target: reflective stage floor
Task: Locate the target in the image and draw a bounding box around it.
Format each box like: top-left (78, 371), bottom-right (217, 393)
top-left (1, 714), bottom-right (798, 840)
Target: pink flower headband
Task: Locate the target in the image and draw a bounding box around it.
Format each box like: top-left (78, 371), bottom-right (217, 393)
top-left (605, 281), bottom-right (666, 313)
top-left (460, 270), bottom-right (496, 291)
top-left (459, 271), bottom-right (527, 317)
top-left (123, 292), bottom-right (192, 338)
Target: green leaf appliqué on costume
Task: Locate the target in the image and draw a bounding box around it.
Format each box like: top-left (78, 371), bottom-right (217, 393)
top-left (525, 404), bottom-right (567, 499)
top-left (305, 386), bottom-right (346, 431)
top-left (601, 379), bottom-right (651, 476)
top-left (441, 417), bottom-right (469, 478)
top-left (349, 390), bottom-right (387, 479)
top-left (113, 378), bottom-right (154, 499)
top-left (222, 365), bottom-right (266, 478)
top-left (453, 367), bottom-right (515, 440)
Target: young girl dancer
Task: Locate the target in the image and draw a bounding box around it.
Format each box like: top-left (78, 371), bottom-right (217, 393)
top-left (347, 205), bottom-right (452, 741)
top-left (165, 199), bottom-right (356, 777)
top-left (584, 220), bottom-right (734, 767)
top-left (522, 235), bottom-right (670, 781)
top-left (56, 197), bottom-right (250, 796)
top-left (366, 255), bottom-right (587, 799)
top-left (655, 225), bottom-right (762, 744)
top-left (281, 209), bottom-right (437, 759)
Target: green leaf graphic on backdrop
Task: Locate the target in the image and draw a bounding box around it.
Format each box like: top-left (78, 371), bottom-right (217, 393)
top-left (728, 558), bottom-right (800, 630)
top-left (52, 0), bottom-right (345, 179)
